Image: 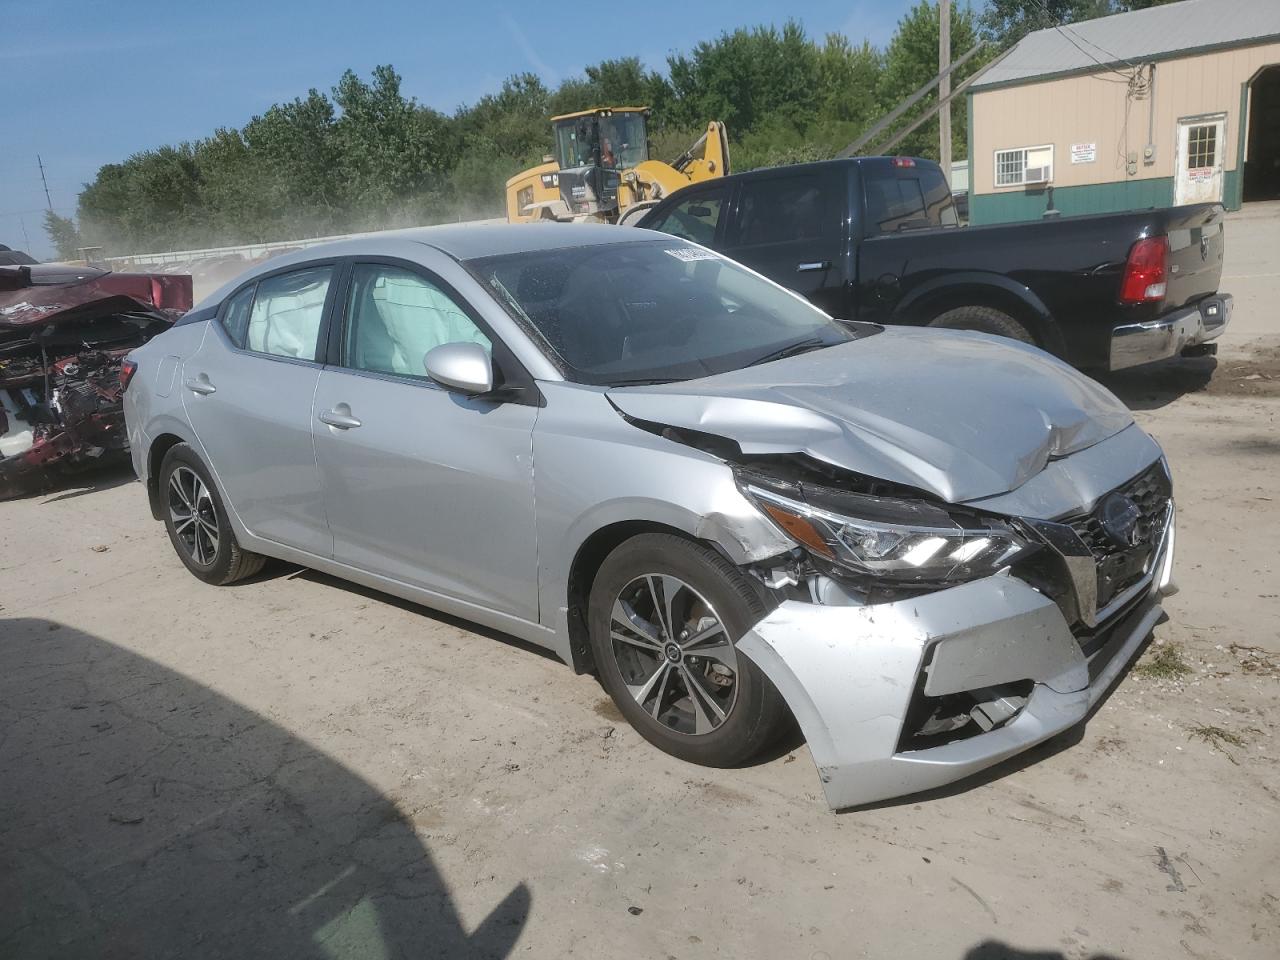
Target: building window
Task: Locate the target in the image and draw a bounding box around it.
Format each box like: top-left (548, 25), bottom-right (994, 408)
top-left (994, 145), bottom-right (1054, 186)
top-left (517, 185), bottom-right (535, 214)
top-left (1186, 124), bottom-right (1217, 169)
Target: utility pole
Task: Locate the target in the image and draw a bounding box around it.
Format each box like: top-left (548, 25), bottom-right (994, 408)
top-left (939, 0), bottom-right (952, 187)
top-left (38, 154), bottom-right (54, 211)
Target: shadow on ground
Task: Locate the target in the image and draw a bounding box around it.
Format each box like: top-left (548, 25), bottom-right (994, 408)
top-left (964, 941), bottom-right (1127, 960)
top-left (0, 618), bottom-right (530, 959)
top-left (0, 459), bottom-right (137, 504)
top-left (1096, 356), bottom-right (1218, 411)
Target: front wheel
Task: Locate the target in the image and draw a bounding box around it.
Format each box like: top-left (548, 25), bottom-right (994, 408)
top-left (587, 533), bottom-right (788, 767)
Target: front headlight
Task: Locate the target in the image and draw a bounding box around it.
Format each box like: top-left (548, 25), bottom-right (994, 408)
top-left (742, 483), bottom-right (1032, 584)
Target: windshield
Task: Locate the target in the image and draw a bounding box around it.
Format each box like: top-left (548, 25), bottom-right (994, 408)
top-left (467, 240), bottom-right (865, 386)
top-left (554, 113), bottom-right (648, 170)
top-left (598, 113), bottom-right (647, 169)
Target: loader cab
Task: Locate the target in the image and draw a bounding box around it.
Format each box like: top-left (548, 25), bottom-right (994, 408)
top-left (551, 108), bottom-right (650, 218)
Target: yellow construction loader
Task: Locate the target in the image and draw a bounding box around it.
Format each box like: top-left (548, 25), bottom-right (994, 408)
top-left (505, 107), bottom-right (729, 224)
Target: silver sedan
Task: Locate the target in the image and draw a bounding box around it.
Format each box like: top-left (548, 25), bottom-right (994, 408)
top-left (124, 224), bottom-right (1177, 809)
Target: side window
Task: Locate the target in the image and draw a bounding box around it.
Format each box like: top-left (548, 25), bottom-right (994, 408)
top-left (733, 175), bottom-right (829, 245)
top-left (864, 176), bottom-right (928, 234)
top-left (344, 264), bottom-right (491, 378)
top-left (245, 266), bottom-right (332, 361)
top-left (219, 284), bottom-right (255, 348)
top-left (646, 191), bottom-right (726, 245)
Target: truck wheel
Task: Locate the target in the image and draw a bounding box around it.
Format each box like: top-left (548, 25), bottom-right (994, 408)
top-left (587, 533), bottom-right (788, 767)
top-left (928, 306), bottom-right (1034, 344)
top-left (159, 443), bottom-right (266, 586)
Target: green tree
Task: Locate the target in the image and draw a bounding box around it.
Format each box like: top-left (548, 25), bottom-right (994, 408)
top-left (332, 65), bottom-right (454, 224)
top-left (979, 0), bottom-right (1179, 49)
top-left (879, 1), bottom-right (988, 161)
top-left (43, 211), bottom-right (82, 260)
top-left (666, 22), bottom-right (821, 135)
top-left (241, 91), bottom-right (343, 236)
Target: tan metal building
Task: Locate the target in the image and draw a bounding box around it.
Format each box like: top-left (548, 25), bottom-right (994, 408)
top-left (967, 0), bottom-right (1280, 224)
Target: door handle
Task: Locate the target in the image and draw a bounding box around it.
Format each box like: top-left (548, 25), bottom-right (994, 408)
top-left (318, 408), bottom-right (362, 430)
top-left (183, 376), bottom-right (216, 395)
top-left (796, 260), bottom-right (831, 273)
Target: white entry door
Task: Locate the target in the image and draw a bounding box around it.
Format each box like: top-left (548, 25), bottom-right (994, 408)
top-left (1174, 114), bottom-right (1227, 205)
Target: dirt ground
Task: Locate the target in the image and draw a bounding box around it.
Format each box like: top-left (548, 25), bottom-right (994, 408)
top-left (3, 220), bottom-right (1279, 960)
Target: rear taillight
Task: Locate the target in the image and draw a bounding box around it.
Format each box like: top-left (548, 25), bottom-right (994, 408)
top-left (1119, 236), bottom-right (1169, 303)
top-left (119, 359), bottom-right (139, 392)
top-left (891, 156), bottom-right (916, 168)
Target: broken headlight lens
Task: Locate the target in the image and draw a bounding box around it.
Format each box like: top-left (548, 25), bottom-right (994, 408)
top-left (742, 483), bottom-right (1031, 584)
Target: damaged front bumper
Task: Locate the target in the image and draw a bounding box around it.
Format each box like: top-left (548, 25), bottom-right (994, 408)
top-left (737, 507), bottom-right (1175, 810)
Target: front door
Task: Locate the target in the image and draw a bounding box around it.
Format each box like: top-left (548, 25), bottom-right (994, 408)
top-left (181, 263), bottom-right (337, 557)
top-left (311, 260), bottom-right (540, 621)
top-left (1174, 114), bottom-right (1227, 205)
top-left (720, 166), bottom-right (847, 317)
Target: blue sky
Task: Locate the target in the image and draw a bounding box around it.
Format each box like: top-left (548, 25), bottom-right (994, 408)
top-left (0, 0), bottom-right (924, 258)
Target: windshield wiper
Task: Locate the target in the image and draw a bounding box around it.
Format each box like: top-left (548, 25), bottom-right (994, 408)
top-left (606, 377), bottom-right (683, 387)
top-left (746, 337), bottom-right (829, 368)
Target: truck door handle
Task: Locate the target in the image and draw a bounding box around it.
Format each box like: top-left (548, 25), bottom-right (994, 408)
top-left (318, 408), bottom-right (362, 430)
top-left (796, 260), bottom-right (831, 273)
top-left (183, 376), bottom-right (216, 395)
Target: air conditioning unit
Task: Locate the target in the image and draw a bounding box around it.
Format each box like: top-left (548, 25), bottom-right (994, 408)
top-left (1024, 146), bottom-right (1054, 184)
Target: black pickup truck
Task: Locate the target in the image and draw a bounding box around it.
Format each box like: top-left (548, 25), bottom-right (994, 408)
top-left (634, 156), bottom-right (1232, 371)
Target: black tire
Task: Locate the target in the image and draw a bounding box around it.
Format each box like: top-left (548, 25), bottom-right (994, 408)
top-left (928, 305), bottom-right (1035, 344)
top-left (587, 533), bottom-right (788, 767)
top-left (158, 443), bottom-right (265, 586)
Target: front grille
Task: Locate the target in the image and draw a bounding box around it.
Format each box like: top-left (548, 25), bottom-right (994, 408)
top-left (1067, 461), bottom-right (1172, 611)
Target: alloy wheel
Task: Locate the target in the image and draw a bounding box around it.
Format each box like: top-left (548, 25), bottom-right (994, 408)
top-left (168, 466), bottom-right (220, 566)
top-left (608, 574), bottom-right (740, 735)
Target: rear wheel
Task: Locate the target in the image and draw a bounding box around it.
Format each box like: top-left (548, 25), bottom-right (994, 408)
top-left (159, 443), bottom-right (265, 585)
top-left (587, 533), bottom-right (787, 767)
top-left (928, 305), bottom-right (1034, 344)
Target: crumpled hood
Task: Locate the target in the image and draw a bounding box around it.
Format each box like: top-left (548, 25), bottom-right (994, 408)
top-left (607, 326), bottom-right (1134, 503)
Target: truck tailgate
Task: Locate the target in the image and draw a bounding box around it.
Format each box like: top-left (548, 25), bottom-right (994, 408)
top-left (1164, 203), bottom-right (1224, 309)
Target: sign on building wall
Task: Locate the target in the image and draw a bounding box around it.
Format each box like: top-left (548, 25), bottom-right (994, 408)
top-left (1070, 142), bottom-right (1097, 164)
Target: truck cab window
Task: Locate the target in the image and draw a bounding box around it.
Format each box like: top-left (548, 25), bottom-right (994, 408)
top-left (646, 192), bottom-right (725, 245)
top-left (866, 167), bottom-right (958, 234)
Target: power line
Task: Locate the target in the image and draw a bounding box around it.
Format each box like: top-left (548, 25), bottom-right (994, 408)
top-left (1024, 0), bottom-right (1142, 84)
top-left (37, 154), bottom-right (54, 211)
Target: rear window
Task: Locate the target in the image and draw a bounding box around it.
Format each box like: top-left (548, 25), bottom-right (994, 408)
top-left (864, 165), bottom-right (958, 235)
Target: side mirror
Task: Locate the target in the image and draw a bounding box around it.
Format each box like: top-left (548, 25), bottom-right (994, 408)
top-left (423, 342), bottom-right (493, 395)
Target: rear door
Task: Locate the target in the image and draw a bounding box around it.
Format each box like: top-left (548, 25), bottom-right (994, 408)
top-left (720, 166), bottom-right (846, 316)
top-left (854, 159), bottom-right (959, 324)
top-left (180, 262), bottom-right (338, 557)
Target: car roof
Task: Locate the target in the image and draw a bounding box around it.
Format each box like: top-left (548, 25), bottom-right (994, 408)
top-left (192, 223), bottom-right (666, 311)
top-left (417, 222), bottom-right (654, 260)
top-left (662, 155), bottom-right (923, 187)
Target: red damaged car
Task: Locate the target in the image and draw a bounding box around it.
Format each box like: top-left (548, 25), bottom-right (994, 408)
top-left (0, 248), bottom-right (192, 496)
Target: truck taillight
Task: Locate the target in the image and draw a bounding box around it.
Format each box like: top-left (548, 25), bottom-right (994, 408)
top-left (891, 157), bottom-right (916, 168)
top-left (1119, 236), bottom-right (1169, 303)
top-left (119, 359), bottom-right (139, 392)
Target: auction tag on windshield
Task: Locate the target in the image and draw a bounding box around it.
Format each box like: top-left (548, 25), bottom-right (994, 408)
top-left (664, 246), bottom-right (718, 262)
